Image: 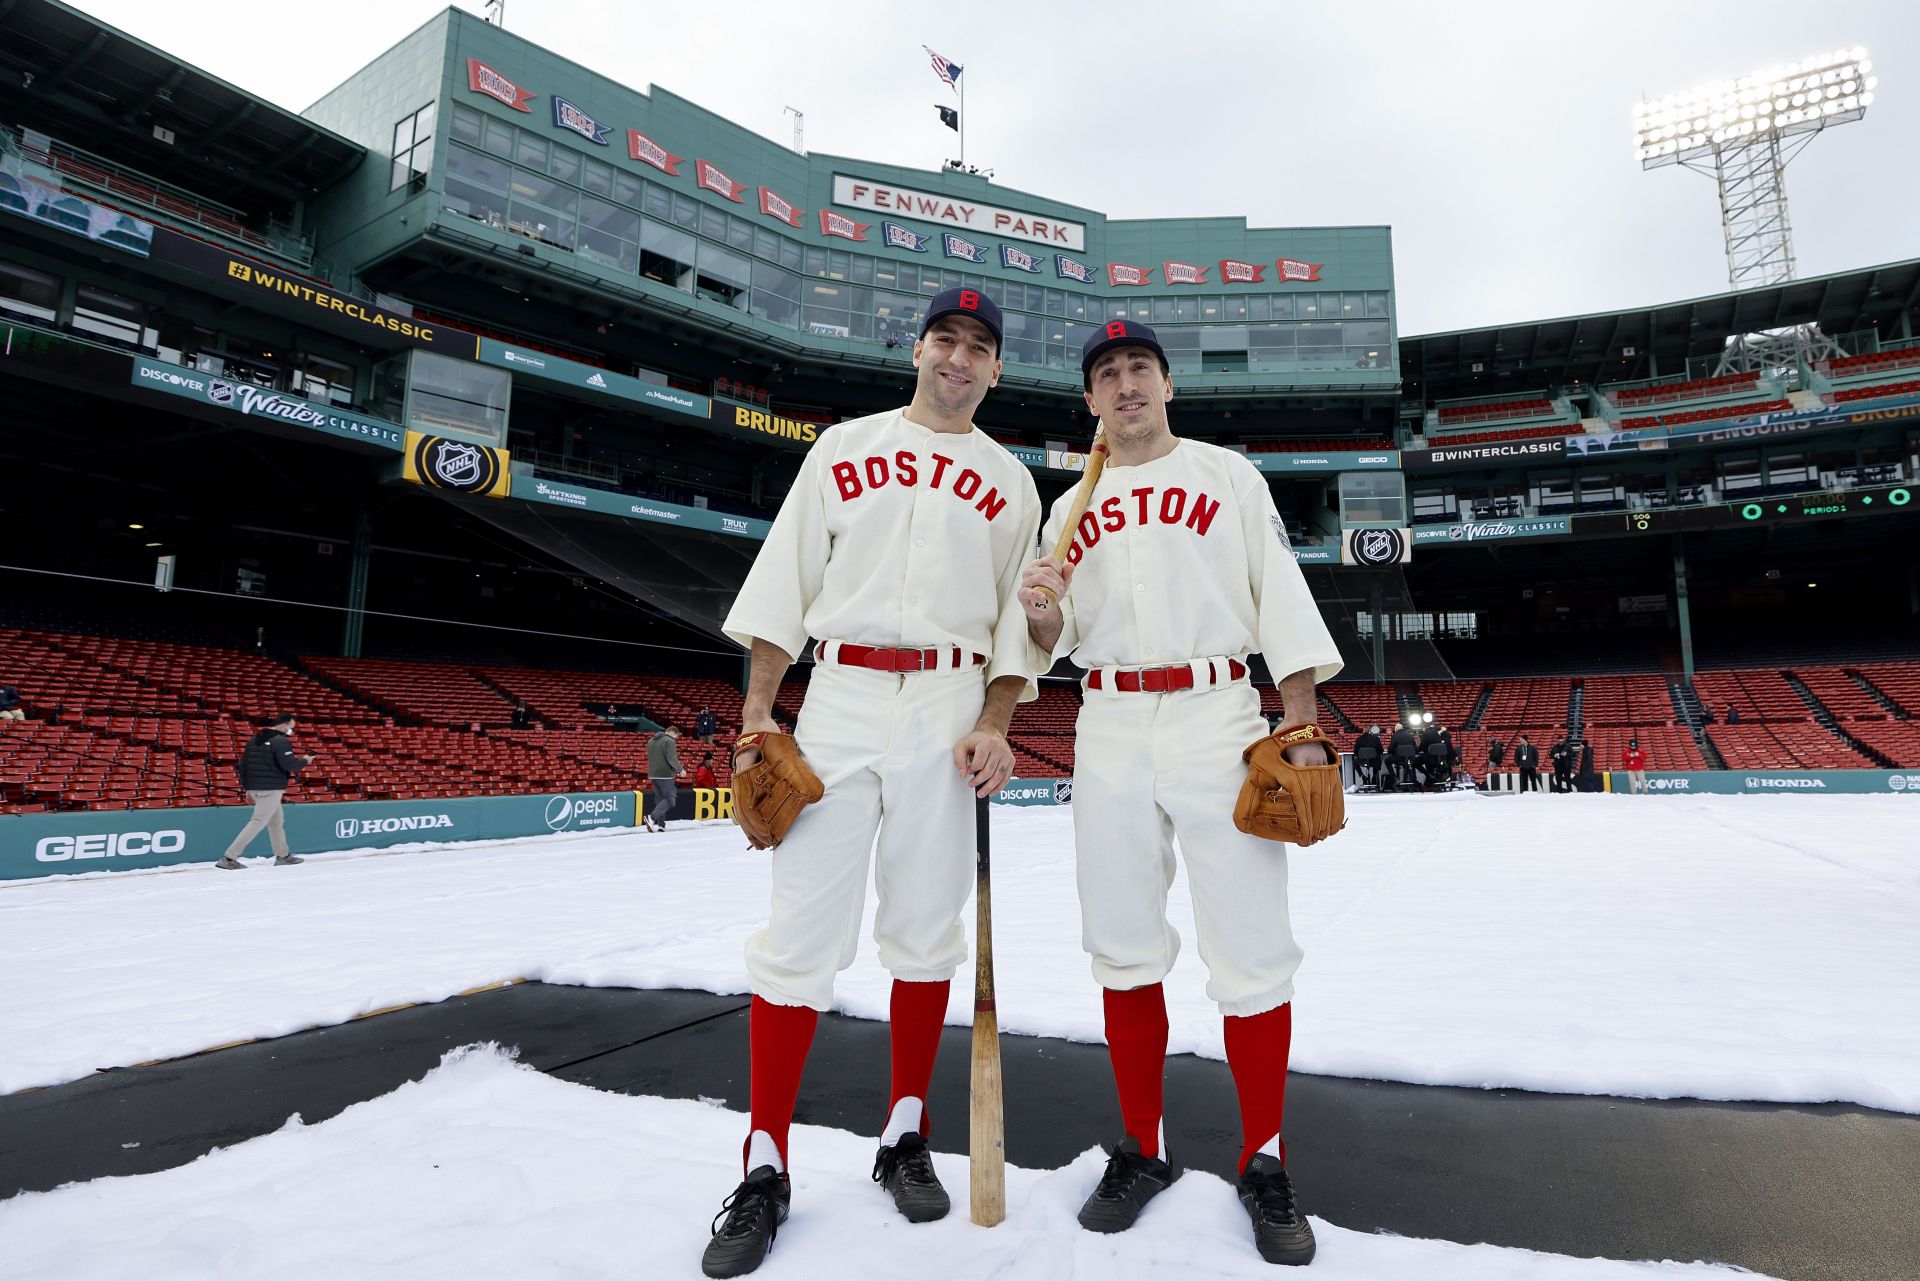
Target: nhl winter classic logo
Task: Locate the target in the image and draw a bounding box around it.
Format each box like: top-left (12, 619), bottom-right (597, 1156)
top-left (1348, 527), bottom-right (1406, 568)
top-left (207, 379), bottom-right (237, 406)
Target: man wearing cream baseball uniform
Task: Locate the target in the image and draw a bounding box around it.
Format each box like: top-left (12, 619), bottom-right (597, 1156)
top-left (701, 287), bottom-right (1041, 1278)
top-left (1022, 320), bottom-right (1343, 1266)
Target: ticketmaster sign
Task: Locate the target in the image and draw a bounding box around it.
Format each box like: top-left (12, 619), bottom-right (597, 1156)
top-left (511, 465), bottom-right (771, 540)
top-left (131, 357), bottom-right (403, 449)
top-left (476, 339), bottom-right (711, 420)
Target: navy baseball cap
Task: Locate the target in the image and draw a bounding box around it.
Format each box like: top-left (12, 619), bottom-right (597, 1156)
top-left (920, 286), bottom-right (1002, 354)
top-left (1081, 319), bottom-right (1168, 384)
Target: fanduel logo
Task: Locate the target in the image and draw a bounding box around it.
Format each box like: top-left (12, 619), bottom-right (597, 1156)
top-left (1746, 777), bottom-right (1825, 789)
top-left (334, 814), bottom-right (455, 838)
top-left (36, 830), bottom-right (187, 862)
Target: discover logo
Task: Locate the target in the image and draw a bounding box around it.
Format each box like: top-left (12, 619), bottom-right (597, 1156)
top-left (36, 830), bottom-right (188, 862)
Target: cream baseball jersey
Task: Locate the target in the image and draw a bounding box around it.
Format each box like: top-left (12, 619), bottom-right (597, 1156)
top-left (724, 408), bottom-right (1042, 697)
top-left (1032, 439), bottom-right (1343, 684)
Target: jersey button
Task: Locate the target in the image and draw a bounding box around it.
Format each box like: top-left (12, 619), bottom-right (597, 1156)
top-left (915, 538), bottom-right (926, 547)
top-left (1135, 583), bottom-right (1146, 592)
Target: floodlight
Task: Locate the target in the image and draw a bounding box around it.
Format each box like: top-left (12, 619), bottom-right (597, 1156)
top-left (1631, 41), bottom-right (1878, 374)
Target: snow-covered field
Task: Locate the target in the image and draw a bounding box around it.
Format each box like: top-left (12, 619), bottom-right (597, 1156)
top-left (4, 792), bottom-right (1916, 1112)
top-left (0, 1045), bottom-right (1782, 1281)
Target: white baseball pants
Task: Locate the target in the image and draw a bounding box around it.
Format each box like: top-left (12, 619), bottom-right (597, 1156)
top-left (1072, 678), bottom-right (1304, 1017)
top-left (744, 662), bottom-right (985, 1011)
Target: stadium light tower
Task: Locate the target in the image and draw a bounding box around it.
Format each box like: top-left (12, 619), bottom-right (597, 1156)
top-left (1634, 48), bottom-right (1877, 373)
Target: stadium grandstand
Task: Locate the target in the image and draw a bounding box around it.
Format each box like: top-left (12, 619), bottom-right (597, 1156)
top-left (2, 0), bottom-right (1917, 829)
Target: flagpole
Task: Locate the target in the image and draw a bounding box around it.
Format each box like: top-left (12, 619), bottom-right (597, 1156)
top-left (959, 66), bottom-right (966, 169)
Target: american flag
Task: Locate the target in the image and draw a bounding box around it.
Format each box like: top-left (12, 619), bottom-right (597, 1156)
top-left (925, 47), bottom-right (963, 91)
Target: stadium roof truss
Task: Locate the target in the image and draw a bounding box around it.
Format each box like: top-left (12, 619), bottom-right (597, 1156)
top-left (0, 0), bottom-right (365, 213)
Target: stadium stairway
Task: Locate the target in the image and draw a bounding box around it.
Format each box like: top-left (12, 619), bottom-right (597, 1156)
top-left (1850, 669), bottom-right (1909, 718)
top-left (1785, 672), bottom-right (1900, 770)
top-left (1464, 683), bottom-right (1494, 730)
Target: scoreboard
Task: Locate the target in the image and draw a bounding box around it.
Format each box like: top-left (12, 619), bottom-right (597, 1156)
top-left (1584, 484), bottom-right (1913, 538)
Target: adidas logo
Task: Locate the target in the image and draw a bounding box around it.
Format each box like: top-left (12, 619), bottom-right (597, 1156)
top-left (586, 372), bottom-right (608, 388)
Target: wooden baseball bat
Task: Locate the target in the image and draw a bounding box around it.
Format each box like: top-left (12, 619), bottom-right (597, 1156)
top-left (1032, 428), bottom-right (1108, 611)
top-left (968, 794), bottom-right (1006, 1227)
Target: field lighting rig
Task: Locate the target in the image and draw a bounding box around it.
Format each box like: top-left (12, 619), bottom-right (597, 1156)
top-left (1634, 48), bottom-right (1878, 373)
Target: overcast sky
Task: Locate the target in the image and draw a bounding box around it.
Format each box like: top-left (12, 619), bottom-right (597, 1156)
top-left (70, 0), bottom-right (1920, 336)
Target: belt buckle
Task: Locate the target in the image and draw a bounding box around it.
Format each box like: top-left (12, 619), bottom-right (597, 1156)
top-left (1138, 667), bottom-right (1172, 693)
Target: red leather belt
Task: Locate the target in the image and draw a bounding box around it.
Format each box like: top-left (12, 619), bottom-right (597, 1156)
top-left (1087, 659), bottom-right (1247, 693)
top-left (817, 642), bottom-right (987, 672)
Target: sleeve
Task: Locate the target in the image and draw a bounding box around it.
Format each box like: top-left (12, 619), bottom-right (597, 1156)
top-left (275, 737), bottom-right (305, 776)
top-left (721, 441), bottom-right (832, 659)
top-left (1236, 460), bottom-right (1343, 686)
top-left (1024, 494), bottom-right (1081, 678)
top-left (667, 738), bottom-right (683, 774)
top-left (985, 478), bottom-right (1045, 703)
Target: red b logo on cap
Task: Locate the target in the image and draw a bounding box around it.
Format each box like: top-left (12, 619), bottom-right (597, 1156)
top-left (1106, 321), bottom-right (1128, 340)
top-left (959, 290), bottom-right (980, 310)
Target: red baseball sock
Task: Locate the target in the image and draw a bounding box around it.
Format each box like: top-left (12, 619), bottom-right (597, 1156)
top-left (887, 978), bottom-right (950, 1136)
top-left (1224, 1002), bottom-right (1294, 1173)
top-left (747, 995), bottom-right (819, 1171)
top-left (1103, 983), bottom-right (1170, 1159)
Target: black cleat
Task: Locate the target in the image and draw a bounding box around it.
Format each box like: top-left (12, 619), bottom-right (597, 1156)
top-left (1076, 1135), bottom-right (1178, 1233)
top-left (871, 1131), bottom-right (950, 1222)
top-left (1237, 1153), bottom-right (1316, 1266)
top-left (701, 1165), bottom-right (789, 1278)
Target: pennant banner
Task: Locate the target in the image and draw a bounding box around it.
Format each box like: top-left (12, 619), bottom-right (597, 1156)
top-left (1000, 244), bottom-right (1042, 274)
top-left (883, 222), bottom-right (930, 252)
top-left (1276, 257), bottom-right (1324, 282)
top-left (1220, 259), bottom-right (1266, 284)
top-left (1107, 263), bottom-right (1153, 287)
top-left (627, 130), bottom-right (683, 176)
top-left (758, 187), bottom-right (804, 227)
top-left (942, 232), bottom-right (988, 263)
top-left (1162, 260), bottom-right (1209, 285)
top-left (551, 96), bottom-right (610, 145)
top-left (696, 160), bottom-right (746, 202)
top-left (466, 58), bottom-right (534, 112)
top-left (1055, 255), bottom-right (1095, 283)
top-left (820, 210), bottom-right (870, 241)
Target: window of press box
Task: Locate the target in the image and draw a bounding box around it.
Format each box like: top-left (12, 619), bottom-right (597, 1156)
top-left (0, 260), bottom-right (60, 323)
top-left (71, 285), bottom-right (153, 349)
top-left (391, 350), bottom-right (510, 444)
top-left (1337, 470), bottom-right (1407, 526)
top-left (390, 101), bottom-right (436, 191)
top-left (442, 146), bottom-right (510, 227)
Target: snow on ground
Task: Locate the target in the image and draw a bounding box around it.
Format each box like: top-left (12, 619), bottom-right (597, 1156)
top-left (2, 794), bottom-right (1917, 1112)
top-left (0, 1045), bottom-right (1781, 1281)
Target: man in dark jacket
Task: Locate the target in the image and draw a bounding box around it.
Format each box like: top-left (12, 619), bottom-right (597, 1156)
top-left (644, 723), bottom-right (684, 831)
top-left (1548, 733), bottom-right (1573, 793)
top-left (0, 684), bottom-right (23, 722)
top-left (1353, 725), bottom-right (1383, 789)
top-left (1486, 738), bottom-right (1505, 771)
top-left (216, 714), bottom-right (314, 869)
top-left (1387, 721), bottom-right (1419, 790)
top-left (1514, 734), bottom-right (1541, 793)
top-left (696, 707), bottom-right (719, 743)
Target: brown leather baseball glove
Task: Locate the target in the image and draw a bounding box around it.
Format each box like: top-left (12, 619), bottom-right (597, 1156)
top-left (1234, 723), bottom-right (1346, 847)
top-left (731, 731), bottom-right (824, 850)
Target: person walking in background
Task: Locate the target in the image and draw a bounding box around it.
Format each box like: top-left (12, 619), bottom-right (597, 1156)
top-left (1622, 738), bottom-right (1649, 794)
top-left (216, 714), bottom-right (314, 869)
top-left (1548, 732), bottom-right (1573, 793)
top-left (1514, 733), bottom-right (1541, 793)
top-left (645, 723), bottom-right (683, 831)
top-left (696, 706), bottom-right (719, 743)
top-left (1486, 737), bottom-right (1505, 773)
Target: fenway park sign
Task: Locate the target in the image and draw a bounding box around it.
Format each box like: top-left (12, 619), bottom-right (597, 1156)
top-left (832, 176), bottom-right (1086, 250)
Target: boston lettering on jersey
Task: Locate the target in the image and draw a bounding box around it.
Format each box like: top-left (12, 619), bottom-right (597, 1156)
top-left (1065, 487), bottom-right (1221, 564)
top-left (831, 451), bottom-right (1010, 522)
